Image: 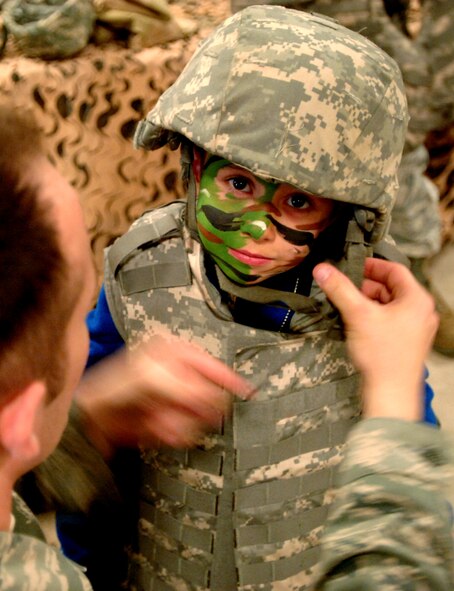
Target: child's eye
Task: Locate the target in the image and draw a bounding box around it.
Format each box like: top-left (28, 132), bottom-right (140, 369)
top-left (228, 176), bottom-right (251, 193)
top-left (286, 194), bottom-right (309, 209)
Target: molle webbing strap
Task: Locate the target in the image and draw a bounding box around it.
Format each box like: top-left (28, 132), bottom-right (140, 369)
top-left (238, 545), bottom-right (320, 585)
top-left (140, 501), bottom-right (214, 553)
top-left (108, 214), bottom-right (182, 275)
top-left (215, 266), bottom-right (321, 314)
top-left (233, 374), bottom-right (359, 447)
top-left (341, 216), bottom-right (372, 289)
top-left (144, 470), bottom-right (218, 515)
top-left (107, 213), bottom-right (191, 294)
top-left (234, 469), bottom-right (333, 510)
top-left (139, 531), bottom-right (210, 587)
top-left (235, 505), bottom-right (329, 547)
top-left (235, 418), bottom-right (353, 471)
top-left (169, 448), bottom-right (223, 475)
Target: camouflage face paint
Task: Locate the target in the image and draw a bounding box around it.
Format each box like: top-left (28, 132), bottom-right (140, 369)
top-left (196, 157), bottom-right (333, 285)
top-left (267, 217), bottom-right (315, 247)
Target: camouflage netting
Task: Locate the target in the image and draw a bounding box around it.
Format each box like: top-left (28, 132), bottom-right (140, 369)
top-left (0, 0), bottom-right (230, 285)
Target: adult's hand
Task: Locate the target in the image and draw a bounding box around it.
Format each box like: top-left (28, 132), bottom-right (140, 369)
top-left (313, 258), bottom-right (438, 421)
top-left (76, 337), bottom-right (255, 457)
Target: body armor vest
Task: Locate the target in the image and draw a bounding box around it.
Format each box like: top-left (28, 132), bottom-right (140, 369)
top-left (104, 202), bottom-right (362, 591)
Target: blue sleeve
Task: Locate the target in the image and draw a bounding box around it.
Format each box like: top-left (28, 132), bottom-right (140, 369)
top-left (423, 368), bottom-right (439, 426)
top-left (86, 285), bottom-right (124, 368)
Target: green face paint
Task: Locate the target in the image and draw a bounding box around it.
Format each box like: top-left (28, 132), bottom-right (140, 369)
top-left (196, 158), bottom-right (276, 283)
top-left (196, 157), bottom-right (324, 285)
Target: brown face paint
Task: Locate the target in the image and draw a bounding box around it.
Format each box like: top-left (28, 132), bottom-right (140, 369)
top-left (266, 216), bottom-right (315, 246)
top-left (200, 205), bottom-right (243, 232)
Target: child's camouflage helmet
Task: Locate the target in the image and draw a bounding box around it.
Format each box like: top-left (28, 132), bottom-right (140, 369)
top-left (135, 5), bottom-right (408, 239)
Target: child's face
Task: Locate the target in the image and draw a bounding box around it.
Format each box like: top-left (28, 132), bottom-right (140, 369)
top-left (196, 157), bottom-right (336, 285)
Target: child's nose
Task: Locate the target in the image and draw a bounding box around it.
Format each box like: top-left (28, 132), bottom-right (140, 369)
top-left (240, 218), bottom-right (271, 240)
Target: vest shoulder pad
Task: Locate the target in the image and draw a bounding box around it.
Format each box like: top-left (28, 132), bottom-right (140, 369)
top-left (107, 201), bottom-right (191, 294)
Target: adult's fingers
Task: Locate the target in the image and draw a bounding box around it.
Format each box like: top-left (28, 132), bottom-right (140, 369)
top-left (140, 338), bottom-right (256, 401)
top-left (314, 259), bottom-right (421, 310)
top-left (142, 407), bottom-right (212, 448)
top-left (361, 278), bottom-right (393, 304)
top-left (363, 258), bottom-right (414, 299)
top-left (312, 263), bottom-right (365, 318)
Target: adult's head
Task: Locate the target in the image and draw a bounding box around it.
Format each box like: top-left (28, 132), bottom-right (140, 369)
top-left (134, 6), bottom-right (408, 285)
top-left (0, 103), bottom-right (95, 473)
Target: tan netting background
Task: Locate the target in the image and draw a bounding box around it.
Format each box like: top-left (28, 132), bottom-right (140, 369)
top-left (0, 0), bottom-right (230, 284)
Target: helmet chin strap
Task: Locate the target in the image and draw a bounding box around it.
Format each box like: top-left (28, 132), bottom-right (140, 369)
top-left (338, 207), bottom-right (375, 290)
top-left (180, 142), bottom-right (201, 241)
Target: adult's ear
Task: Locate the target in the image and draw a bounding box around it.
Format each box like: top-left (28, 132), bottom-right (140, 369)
top-left (0, 381), bottom-right (46, 462)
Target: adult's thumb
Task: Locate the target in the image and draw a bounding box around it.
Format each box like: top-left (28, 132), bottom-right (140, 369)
top-left (313, 263), bottom-right (363, 318)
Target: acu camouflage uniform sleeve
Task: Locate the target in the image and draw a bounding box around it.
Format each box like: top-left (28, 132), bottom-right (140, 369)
top-left (0, 531), bottom-right (92, 591)
top-left (0, 494), bottom-right (92, 590)
top-left (311, 418), bottom-right (454, 590)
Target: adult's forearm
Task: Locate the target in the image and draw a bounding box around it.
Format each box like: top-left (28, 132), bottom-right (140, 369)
top-left (312, 418), bottom-right (454, 590)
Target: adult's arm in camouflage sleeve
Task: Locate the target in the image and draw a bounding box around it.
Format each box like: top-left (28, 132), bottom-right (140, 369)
top-left (312, 418), bottom-right (454, 590)
top-left (310, 259), bottom-right (454, 588)
top-left (30, 334), bottom-right (255, 511)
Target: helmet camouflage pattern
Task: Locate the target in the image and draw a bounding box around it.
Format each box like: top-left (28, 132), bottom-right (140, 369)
top-left (135, 5), bottom-right (409, 237)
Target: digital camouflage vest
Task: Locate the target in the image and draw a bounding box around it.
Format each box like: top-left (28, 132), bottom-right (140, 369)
top-left (104, 202), bottom-right (362, 590)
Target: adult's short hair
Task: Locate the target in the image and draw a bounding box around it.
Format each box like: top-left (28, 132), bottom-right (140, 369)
top-left (0, 103), bottom-right (71, 402)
